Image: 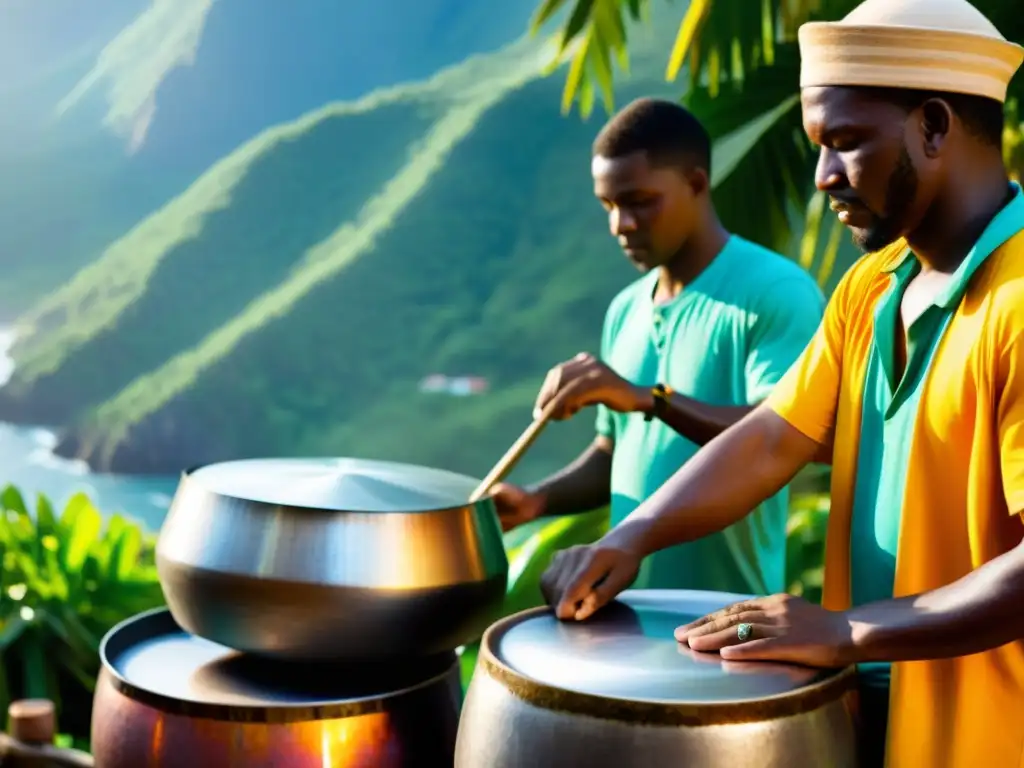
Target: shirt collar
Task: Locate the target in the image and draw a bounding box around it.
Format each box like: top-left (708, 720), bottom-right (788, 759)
top-left (879, 181), bottom-right (1024, 309)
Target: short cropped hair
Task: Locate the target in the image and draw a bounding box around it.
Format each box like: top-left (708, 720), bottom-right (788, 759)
top-left (869, 87), bottom-right (1005, 149)
top-left (592, 97), bottom-right (713, 176)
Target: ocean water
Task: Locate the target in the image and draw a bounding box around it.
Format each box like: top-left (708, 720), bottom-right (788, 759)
top-left (0, 329), bottom-right (177, 533)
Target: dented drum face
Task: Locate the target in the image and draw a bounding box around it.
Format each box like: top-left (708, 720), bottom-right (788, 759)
top-left (91, 609), bottom-right (462, 768)
top-left (456, 590), bottom-right (860, 768)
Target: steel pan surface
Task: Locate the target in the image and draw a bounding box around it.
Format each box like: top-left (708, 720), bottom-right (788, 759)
top-left (187, 456), bottom-right (483, 512)
top-left (455, 590), bottom-right (859, 768)
top-left (156, 457), bottom-right (508, 658)
top-left (495, 589), bottom-right (825, 703)
top-left (92, 609), bottom-right (462, 768)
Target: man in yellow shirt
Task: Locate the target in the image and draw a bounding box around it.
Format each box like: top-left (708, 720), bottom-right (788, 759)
top-left (536, 0), bottom-right (1024, 766)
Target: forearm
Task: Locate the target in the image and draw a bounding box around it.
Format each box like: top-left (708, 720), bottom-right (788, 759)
top-left (847, 534), bottom-right (1024, 663)
top-left (656, 394), bottom-right (832, 464)
top-left (528, 438), bottom-right (613, 517)
top-left (655, 391), bottom-right (756, 446)
top-left (603, 407), bottom-right (817, 557)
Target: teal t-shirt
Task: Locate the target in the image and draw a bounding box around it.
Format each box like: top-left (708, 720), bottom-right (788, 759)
top-left (595, 235), bottom-right (825, 596)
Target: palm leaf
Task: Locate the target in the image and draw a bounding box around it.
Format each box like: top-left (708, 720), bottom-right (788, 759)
top-left (537, 0), bottom-right (1024, 123)
top-left (666, 0), bottom-right (712, 82)
top-left (689, 45), bottom-right (814, 253)
top-left (1006, 99), bottom-right (1024, 181)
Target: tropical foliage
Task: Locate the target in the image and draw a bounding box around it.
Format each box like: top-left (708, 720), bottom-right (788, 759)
top-left (530, 0), bottom-right (1024, 287)
top-left (0, 486), bottom-right (164, 745)
top-left (785, 491), bottom-right (828, 604)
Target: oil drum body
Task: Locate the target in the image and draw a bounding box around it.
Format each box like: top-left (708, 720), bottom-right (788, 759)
top-left (91, 609), bottom-right (462, 768)
top-left (456, 590), bottom-right (860, 768)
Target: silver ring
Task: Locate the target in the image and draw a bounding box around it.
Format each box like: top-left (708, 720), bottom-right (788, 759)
top-left (736, 622), bottom-right (753, 642)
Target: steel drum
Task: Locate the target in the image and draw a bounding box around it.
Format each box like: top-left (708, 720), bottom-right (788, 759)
top-left (156, 457), bottom-right (508, 659)
top-left (91, 608), bottom-right (462, 768)
top-left (456, 590), bottom-right (859, 767)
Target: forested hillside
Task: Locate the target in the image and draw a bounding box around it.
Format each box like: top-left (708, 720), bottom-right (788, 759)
top-left (0, 0), bottom-right (541, 320)
top-left (0, 10), bottom-right (692, 483)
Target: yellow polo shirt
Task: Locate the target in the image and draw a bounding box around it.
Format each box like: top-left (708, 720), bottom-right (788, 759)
top-left (767, 185), bottom-right (1024, 768)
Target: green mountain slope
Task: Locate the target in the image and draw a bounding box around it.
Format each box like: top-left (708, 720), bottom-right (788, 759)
top-left (0, 0), bottom-right (544, 322)
top-left (1, 24), bottom-right (684, 481)
top-left (1, 93), bottom-right (439, 423)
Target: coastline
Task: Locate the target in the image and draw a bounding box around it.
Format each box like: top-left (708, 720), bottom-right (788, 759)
top-left (0, 327), bottom-right (176, 531)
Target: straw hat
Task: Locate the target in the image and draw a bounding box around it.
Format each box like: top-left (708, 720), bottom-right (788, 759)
top-left (799, 0), bottom-right (1024, 102)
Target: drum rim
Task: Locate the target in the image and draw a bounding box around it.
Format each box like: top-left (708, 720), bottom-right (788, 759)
top-left (174, 458), bottom-right (492, 515)
top-left (476, 592), bottom-right (858, 727)
top-left (98, 607), bottom-right (460, 723)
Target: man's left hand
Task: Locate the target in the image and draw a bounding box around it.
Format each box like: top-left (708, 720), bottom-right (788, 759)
top-left (673, 593), bottom-right (858, 668)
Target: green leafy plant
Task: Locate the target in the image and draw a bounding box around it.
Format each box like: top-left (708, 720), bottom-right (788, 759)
top-left (1006, 98), bottom-right (1024, 180)
top-left (786, 490), bottom-right (829, 605)
top-left (0, 485), bottom-right (164, 741)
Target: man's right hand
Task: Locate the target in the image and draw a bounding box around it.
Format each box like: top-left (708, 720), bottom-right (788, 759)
top-left (539, 542), bottom-right (641, 621)
top-left (533, 352), bottom-right (651, 421)
top-left (490, 483), bottom-right (547, 532)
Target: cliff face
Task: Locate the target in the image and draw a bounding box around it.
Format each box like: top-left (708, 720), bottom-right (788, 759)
top-left (0, 0), bottom-right (683, 481)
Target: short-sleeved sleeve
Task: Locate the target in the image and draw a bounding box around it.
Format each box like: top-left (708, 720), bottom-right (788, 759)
top-left (997, 330), bottom-right (1024, 515)
top-left (595, 405), bottom-right (614, 438)
top-left (765, 271), bottom-right (852, 446)
top-left (745, 278), bottom-right (826, 404)
top-left (595, 300), bottom-right (618, 440)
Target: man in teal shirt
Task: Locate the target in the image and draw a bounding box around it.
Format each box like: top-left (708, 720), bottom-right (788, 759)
top-left (494, 97), bottom-right (824, 596)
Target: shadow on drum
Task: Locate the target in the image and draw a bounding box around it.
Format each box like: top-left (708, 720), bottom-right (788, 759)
top-left (187, 651), bottom-right (455, 706)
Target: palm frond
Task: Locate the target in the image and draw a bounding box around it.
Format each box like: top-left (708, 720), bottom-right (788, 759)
top-left (694, 45), bottom-right (815, 253)
top-left (1006, 99), bottom-right (1023, 181)
top-left (711, 102), bottom-right (813, 254)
